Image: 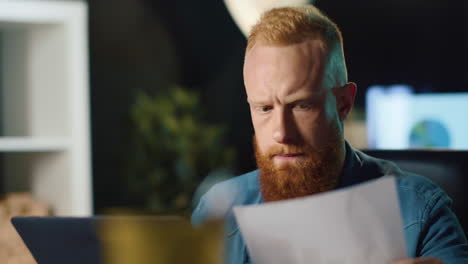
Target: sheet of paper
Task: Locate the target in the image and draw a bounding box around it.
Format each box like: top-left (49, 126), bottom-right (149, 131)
top-left (233, 176), bottom-right (407, 264)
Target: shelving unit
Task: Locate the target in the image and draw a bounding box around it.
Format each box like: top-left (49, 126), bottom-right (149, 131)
top-left (0, 0), bottom-right (91, 215)
top-left (0, 137), bottom-right (69, 152)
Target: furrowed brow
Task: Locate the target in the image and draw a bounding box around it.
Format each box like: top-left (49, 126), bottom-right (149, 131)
top-left (247, 97), bottom-right (272, 105)
top-left (283, 91), bottom-right (321, 104)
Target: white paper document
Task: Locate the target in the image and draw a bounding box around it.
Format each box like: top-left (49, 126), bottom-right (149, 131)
top-left (233, 176), bottom-right (407, 264)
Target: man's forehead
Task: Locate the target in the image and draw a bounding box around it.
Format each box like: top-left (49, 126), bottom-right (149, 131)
top-left (243, 39), bottom-right (327, 84)
top-left (247, 89), bottom-right (324, 104)
top-left (244, 39), bottom-right (326, 61)
top-left (244, 39), bottom-right (327, 98)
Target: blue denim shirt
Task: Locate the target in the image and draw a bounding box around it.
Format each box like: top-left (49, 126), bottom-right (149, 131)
top-left (192, 145), bottom-right (468, 263)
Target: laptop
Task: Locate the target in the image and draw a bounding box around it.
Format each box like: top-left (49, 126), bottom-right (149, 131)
top-left (12, 216), bottom-right (223, 264)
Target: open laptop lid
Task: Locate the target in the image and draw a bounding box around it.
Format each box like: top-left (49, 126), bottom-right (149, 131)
top-left (12, 216), bottom-right (223, 264)
top-left (12, 217), bottom-right (102, 264)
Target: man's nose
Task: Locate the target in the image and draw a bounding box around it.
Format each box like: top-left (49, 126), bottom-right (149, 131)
top-left (272, 108), bottom-right (297, 144)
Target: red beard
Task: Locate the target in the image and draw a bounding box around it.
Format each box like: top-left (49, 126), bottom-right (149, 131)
top-left (255, 137), bottom-right (343, 202)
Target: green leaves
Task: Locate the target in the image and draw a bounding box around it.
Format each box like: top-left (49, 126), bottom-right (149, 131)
top-left (126, 86), bottom-right (234, 212)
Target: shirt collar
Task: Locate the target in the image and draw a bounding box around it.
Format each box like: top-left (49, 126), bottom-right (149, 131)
top-left (337, 141), bottom-right (364, 188)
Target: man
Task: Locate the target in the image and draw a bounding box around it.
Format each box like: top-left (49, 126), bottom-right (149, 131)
top-left (192, 5), bottom-right (468, 264)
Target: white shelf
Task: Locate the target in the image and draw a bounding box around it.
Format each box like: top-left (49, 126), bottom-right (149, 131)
top-left (0, 0), bottom-right (92, 216)
top-left (0, 137), bottom-right (69, 152)
top-left (0, 0), bottom-right (82, 24)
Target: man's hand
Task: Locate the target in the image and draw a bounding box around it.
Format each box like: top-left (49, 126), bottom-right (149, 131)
top-left (392, 257), bottom-right (444, 264)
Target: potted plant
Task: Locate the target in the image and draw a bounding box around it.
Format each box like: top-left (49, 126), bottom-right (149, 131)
top-left (125, 86), bottom-right (235, 214)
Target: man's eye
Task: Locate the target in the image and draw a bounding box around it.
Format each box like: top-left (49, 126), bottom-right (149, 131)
top-left (256, 105), bottom-right (273, 113)
top-left (295, 103), bottom-right (313, 110)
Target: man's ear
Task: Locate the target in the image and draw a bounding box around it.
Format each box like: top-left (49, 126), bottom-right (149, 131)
top-left (335, 82), bottom-right (357, 121)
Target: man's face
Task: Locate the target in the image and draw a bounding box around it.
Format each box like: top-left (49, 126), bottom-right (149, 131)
top-left (244, 39), bottom-right (344, 165)
top-left (243, 39), bottom-right (351, 201)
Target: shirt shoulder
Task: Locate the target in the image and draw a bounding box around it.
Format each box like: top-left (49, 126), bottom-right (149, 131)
top-left (357, 151), bottom-right (468, 259)
top-left (359, 150), bottom-right (451, 227)
top-left (356, 150), bottom-right (447, 208)
top-left (397, 172), bottom-right (468, 260)
top-left (395, 172), bottom-right (450, 227)
top-left (191, 170), bottom-right (260, 225)
top-left (396, 172), bottom-right (449, 207)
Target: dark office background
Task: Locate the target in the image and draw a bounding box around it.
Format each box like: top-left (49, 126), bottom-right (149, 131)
top-left (89, 0), bottom-right (467, 212)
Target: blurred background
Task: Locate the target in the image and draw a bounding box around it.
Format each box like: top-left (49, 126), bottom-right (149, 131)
top-left (0, 0), bottom-right (466, 262)
top-left (0, 0), bottom-right (466, 216)
top-left (89, 0), bottom-right (467, 213)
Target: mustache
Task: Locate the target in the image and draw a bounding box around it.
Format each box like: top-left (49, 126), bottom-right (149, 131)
top-left (265, 143), bottom-right (335, 159)
top-left (266, 145), bottom-right (309, 157)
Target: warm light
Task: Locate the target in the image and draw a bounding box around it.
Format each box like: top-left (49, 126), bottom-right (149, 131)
top-left (224, 0), bottom-right (314, 36)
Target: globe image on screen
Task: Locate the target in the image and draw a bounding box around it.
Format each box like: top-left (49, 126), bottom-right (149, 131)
top-left (409, 119), bottom-right (450, 148)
